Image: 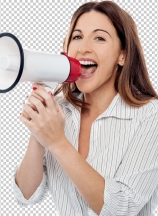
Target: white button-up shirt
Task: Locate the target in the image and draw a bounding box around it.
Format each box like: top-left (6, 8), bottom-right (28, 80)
top-left (13, 93), bottom-right (158, 216)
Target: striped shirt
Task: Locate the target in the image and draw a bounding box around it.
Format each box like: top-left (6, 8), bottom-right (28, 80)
top-left (13, 92), bottom-right (158, 216)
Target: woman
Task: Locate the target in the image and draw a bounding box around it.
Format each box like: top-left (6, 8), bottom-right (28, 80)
top-left (13, 1), bottom-right (158, 216)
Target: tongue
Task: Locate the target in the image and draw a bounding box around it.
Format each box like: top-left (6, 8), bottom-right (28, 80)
top-left (81, 65), bottom-right (97, 74)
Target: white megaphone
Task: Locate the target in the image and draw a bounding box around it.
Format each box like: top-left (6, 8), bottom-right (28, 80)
top-left (0, 32), bottom-right (82, 93)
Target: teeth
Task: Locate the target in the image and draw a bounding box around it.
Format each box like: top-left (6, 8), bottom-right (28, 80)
top-left (79, 60), bottom-right (97, 65)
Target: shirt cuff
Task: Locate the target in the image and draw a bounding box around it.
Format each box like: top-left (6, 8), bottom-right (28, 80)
top-left (12, 165), bottom-right (48, 207)
top-left (99, 178), bottom-right (120, 216)
top-left (87, 178), bottom-right (120, 216)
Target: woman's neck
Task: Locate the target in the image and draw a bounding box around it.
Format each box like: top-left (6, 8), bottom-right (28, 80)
top-left (82, 88), bottom-right (117, 117)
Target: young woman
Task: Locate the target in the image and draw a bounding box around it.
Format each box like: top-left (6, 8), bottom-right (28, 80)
top-left (13, 1), bottom-right (158, 216)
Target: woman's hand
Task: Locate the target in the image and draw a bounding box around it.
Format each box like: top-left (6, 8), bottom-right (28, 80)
top-left (21, 83), bottom-right (49, 120)
top-left (20, 83), bottom-right (66, 150)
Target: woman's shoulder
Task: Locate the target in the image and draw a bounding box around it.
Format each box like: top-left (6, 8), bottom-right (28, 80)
top-left (140, 98), bottom-right (158, 113)
top-left (116, 94), bottom-right (158, 120)
top-left (135, 98), bottom-right (158, 122)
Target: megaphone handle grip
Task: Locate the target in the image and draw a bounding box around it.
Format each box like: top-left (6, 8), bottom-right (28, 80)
top-left (36, 81), bottom-right (58, 93)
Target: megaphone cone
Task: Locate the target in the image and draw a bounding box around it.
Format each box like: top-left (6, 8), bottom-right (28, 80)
top-left (0, 33), bottom-right (24, 93)
top-left (0, 32), bottom-right (82, 93)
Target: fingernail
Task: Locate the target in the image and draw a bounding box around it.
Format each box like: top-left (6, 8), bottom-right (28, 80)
top-left (33, 87), bottom-right (37, 90)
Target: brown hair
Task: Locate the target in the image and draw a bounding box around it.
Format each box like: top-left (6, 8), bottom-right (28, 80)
top-left (54, 1), bottom-right (158, 111)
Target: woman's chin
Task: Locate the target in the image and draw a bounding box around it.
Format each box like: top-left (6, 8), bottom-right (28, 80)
top-left (76, 85), bottom-right (95, 94)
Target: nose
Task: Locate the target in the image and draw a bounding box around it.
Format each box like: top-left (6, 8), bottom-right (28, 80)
top-left (78, 39), bottom-right (93, 54)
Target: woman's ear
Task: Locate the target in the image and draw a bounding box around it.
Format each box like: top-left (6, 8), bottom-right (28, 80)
top-left (118, 50), bottom-right (126, 66)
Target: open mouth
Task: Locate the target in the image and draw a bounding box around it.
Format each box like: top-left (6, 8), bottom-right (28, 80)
top-left (81, 64), bottom-right (98, 77)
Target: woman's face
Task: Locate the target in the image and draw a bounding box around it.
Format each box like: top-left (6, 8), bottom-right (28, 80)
top-left (68, 11), bottom-right (125, 94)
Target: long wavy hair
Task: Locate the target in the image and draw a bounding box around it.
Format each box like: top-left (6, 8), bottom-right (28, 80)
top-left (54, 1), bottom-right (158, 112)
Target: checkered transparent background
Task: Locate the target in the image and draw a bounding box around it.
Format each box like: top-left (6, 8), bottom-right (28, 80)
top-left (0, 0), bottom-right (157, 215)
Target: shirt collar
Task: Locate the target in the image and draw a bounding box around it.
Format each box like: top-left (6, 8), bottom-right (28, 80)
top-left (63, 92), bottom-right (137, 120)
top-left (98, 93), bottom-right (137, 120)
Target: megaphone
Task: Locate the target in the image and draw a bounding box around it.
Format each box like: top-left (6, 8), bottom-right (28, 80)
top-left (0, 32), bottom-right (82, 93)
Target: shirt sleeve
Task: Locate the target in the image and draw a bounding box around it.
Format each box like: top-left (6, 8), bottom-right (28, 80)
top-left (97, 110), bottom-right (158, 216)
top-left (12, 148), bottom-right (49, 207)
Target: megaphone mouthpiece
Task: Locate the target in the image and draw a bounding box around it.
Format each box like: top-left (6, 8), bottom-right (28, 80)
top-left (0, 55), bottom-right (10, 69)
top-left (0, 55), bottom-right (20, 70)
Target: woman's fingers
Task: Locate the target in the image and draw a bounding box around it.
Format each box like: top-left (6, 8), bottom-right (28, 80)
top-left (26, 95), bottom-right (46, 116)
top-left (27, 102), bottom-right (39, 111)
top-left (46, 92), bottom-right (60, 112)
top-left (28, 91), bottom-right (46, 105)
top-left (29, 88), bottom-right (55, 111)
top-left (28, 83), bottom-right (53, 107)
top-left (21, 83), bottom-right (50, 121)
top-left (22, 82), bottom-right (54, 120)
top-left (32, 82), bottom-right (46, 91)
top-left (21, 107), bottom-right (32, 120)
top-left (21, 109), bottom-right (31, 120)
top-left (26, 92), bottom-right (47, 109)
top-left (22, 83), bottom-right (54, 120)
top-left (30, 91), bottom-right (45, 103)
top-left (21, 103), bottom-right (38, 120)
top-left (22, 103), bottom-right (40, 125)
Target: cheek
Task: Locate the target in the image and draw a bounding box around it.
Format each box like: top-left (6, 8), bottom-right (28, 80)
top-left (98, 56), bottom-right (119, 80)
top-left (99, 51), bottom-right (119, 69)
top-left (67, 43), bottom-right (77, 56)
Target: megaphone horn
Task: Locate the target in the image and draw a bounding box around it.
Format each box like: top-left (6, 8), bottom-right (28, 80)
top-left (0, 32), bottom-right (82, 93)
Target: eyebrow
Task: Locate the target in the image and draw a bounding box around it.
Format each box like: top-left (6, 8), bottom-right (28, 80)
top-left (72, 29), bottom-right (111, 37)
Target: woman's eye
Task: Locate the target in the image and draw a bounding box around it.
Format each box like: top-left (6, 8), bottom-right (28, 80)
top-left (96, 37), bottom-right (105, 41)
top-left (72, 35), bottom-right (82, 40)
